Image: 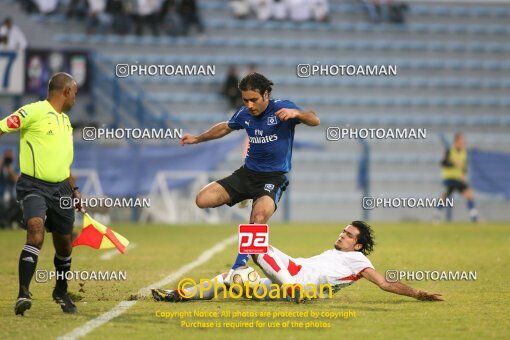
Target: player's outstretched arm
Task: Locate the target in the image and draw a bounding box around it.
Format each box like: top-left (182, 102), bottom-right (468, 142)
top-left (180, 122), bottom-right (233, 145)
top-left (361, 268), bottom-right (443, 302)
top-left (275, 109), bottom-right (320, 126)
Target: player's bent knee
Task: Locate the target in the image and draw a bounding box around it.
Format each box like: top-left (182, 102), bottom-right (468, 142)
top-left (196, 192), bottom-right (217, 209)
top-left (195, 193), bottom-right (209, 209)
top-left (196, 184), bottom-right (229, 208)
top-left (251, 212), bottom-right (270, 224)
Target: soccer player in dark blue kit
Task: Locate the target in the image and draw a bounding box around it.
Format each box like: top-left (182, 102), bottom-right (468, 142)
top-left (179, 72), bottom-right (320, 280)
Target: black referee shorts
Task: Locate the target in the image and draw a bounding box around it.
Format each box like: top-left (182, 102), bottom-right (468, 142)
top-left (217, 166), bottom-right (289, 208)
top-left (16, 174), bottom-right (75, 235)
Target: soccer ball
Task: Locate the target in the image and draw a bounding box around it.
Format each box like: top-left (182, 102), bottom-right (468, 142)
top-left (229, 266), bottom-right (261, 297)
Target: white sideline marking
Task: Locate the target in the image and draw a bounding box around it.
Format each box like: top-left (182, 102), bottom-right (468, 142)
top-left (100, 243), bottom-right (137, 261)
top-left (58, 234), bottom-right (237, 340)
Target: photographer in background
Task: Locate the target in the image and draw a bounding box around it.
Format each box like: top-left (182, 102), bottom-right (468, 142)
top-left (0, 149), bottom-right (20, 228)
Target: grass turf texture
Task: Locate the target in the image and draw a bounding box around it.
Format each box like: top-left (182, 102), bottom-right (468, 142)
top-left (0, 222), bottom-right (508, 339)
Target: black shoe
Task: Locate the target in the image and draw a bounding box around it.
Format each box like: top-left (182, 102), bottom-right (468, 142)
top-left (15, 287), bottom-right (32, 316)
top-left (52, 288), bottom-right (77, 313)
top-left (151, 289), bottom-right (188, 302)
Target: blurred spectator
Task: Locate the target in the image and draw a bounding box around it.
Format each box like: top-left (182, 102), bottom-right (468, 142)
top-left (310, 0), bottom-right (329, 22)
top-left (0, 17), bottom-right (28, 50)
top-left (221, 66), bottom-right (242, 109)
top-left (18, 0), bottom-right (39, 14)
top-left (178, 0), bottom-right (204, 35)
top-left (229, 0), bottom-right (250, 20)
top-left (133, 0), bottom-right (162, 36)
top-left (272, 0), bottom-right (287, 21)
top-left (34, 0), bottom-right (59, 14)
top-left (287, 0), bottom-right (310, 22)
top-left (0, 150), bottom-right (21, 229)
top-left (250, 0), bottom-right (272, 22)
top-left (389, 3), bottom-right (408, 23)
top-left (66, 0), bottom-right (89, 19)
top-left (362, 0), bottom-right (407, 24)
top-left (107, 0), bottom-right (131, 35)
top-left (160, 0), bottom-right (183, 36)
top-left (86, 0), bottom-right (113, 35)
top-left (233, 0), bottom-right (328, 22)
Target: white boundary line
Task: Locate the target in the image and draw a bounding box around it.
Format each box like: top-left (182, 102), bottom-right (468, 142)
top-left (100, 243), bottom-right (138, 261)
top-left (58, 234), bottom-right (237, 340)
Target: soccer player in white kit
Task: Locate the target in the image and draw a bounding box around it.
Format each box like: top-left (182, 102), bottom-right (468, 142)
top-left (152, 221), bottom-right (443, 303)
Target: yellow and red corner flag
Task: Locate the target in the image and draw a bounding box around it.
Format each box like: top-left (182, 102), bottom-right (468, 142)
top-left (73, 213), bottom-right (129, 254)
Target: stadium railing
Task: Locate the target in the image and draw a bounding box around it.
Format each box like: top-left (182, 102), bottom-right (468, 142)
top-left (204, 18), bottom-right (510, 35)
top-left (97, 54), bottom-right (510, 71)
top-left (139, 170), bottom-right (250, 223)
top-left (118, 74), bottom-right (510, 90)
top-left (33, 14), bottom-right (510, 35)
top-left (201, 0), bottom-right (510, 17)
top-left (54, 34), bottom-right (510, 53)
top-left (89, 54), bottom-right (183, 130)
top-left (145, 92), bottom-right (510, 108)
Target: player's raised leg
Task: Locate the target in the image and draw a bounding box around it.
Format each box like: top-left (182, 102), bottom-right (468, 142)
top-left (51, 231), bottom-right (77, 313)
top-left (225, 196), bottom-right (278, 281)
top-left (195, 182), bottom-right (231, 208)
top-left (15, 216), bottom-right (45, 316)
top-left (225, 196), bottom-right (277, 281)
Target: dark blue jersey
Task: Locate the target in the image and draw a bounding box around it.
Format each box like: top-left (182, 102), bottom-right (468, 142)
top-left (227, 99), bottom-right (301, 172)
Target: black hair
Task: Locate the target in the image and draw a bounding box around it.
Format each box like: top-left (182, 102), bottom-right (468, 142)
top-left (351, 220), bottom-right (375, 255)
top-left (48, 72), bottom-right (74, 92)
top-left (238, 72), bottom-right (274, 95)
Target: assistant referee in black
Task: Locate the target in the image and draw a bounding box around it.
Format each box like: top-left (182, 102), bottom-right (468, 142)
top-left (0, 73), bottom-right (82, 315)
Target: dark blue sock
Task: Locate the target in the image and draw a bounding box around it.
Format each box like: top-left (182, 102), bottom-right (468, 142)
top-left (232, 254), bottom-right (250, 270)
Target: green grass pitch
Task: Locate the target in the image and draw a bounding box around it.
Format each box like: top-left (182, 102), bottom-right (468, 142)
top-left (0, 222), bottom-right (508, 339)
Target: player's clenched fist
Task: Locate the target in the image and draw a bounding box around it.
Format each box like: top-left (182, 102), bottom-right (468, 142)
top-left (180, 134), bottom-right (199, 145)
top-left (275, 108), bottom-right (300, 121)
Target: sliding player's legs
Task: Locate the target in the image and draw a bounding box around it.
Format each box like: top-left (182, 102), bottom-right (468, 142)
top-left (152, 273), bottom-right (228, 302)
top-left (252, 246), bottom-right (297, 286)
top-left (252, 247), bottom-right (305, 302)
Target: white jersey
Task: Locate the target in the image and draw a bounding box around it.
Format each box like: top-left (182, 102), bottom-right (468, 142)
top-left (294, 249), bottom-right (374, 294)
